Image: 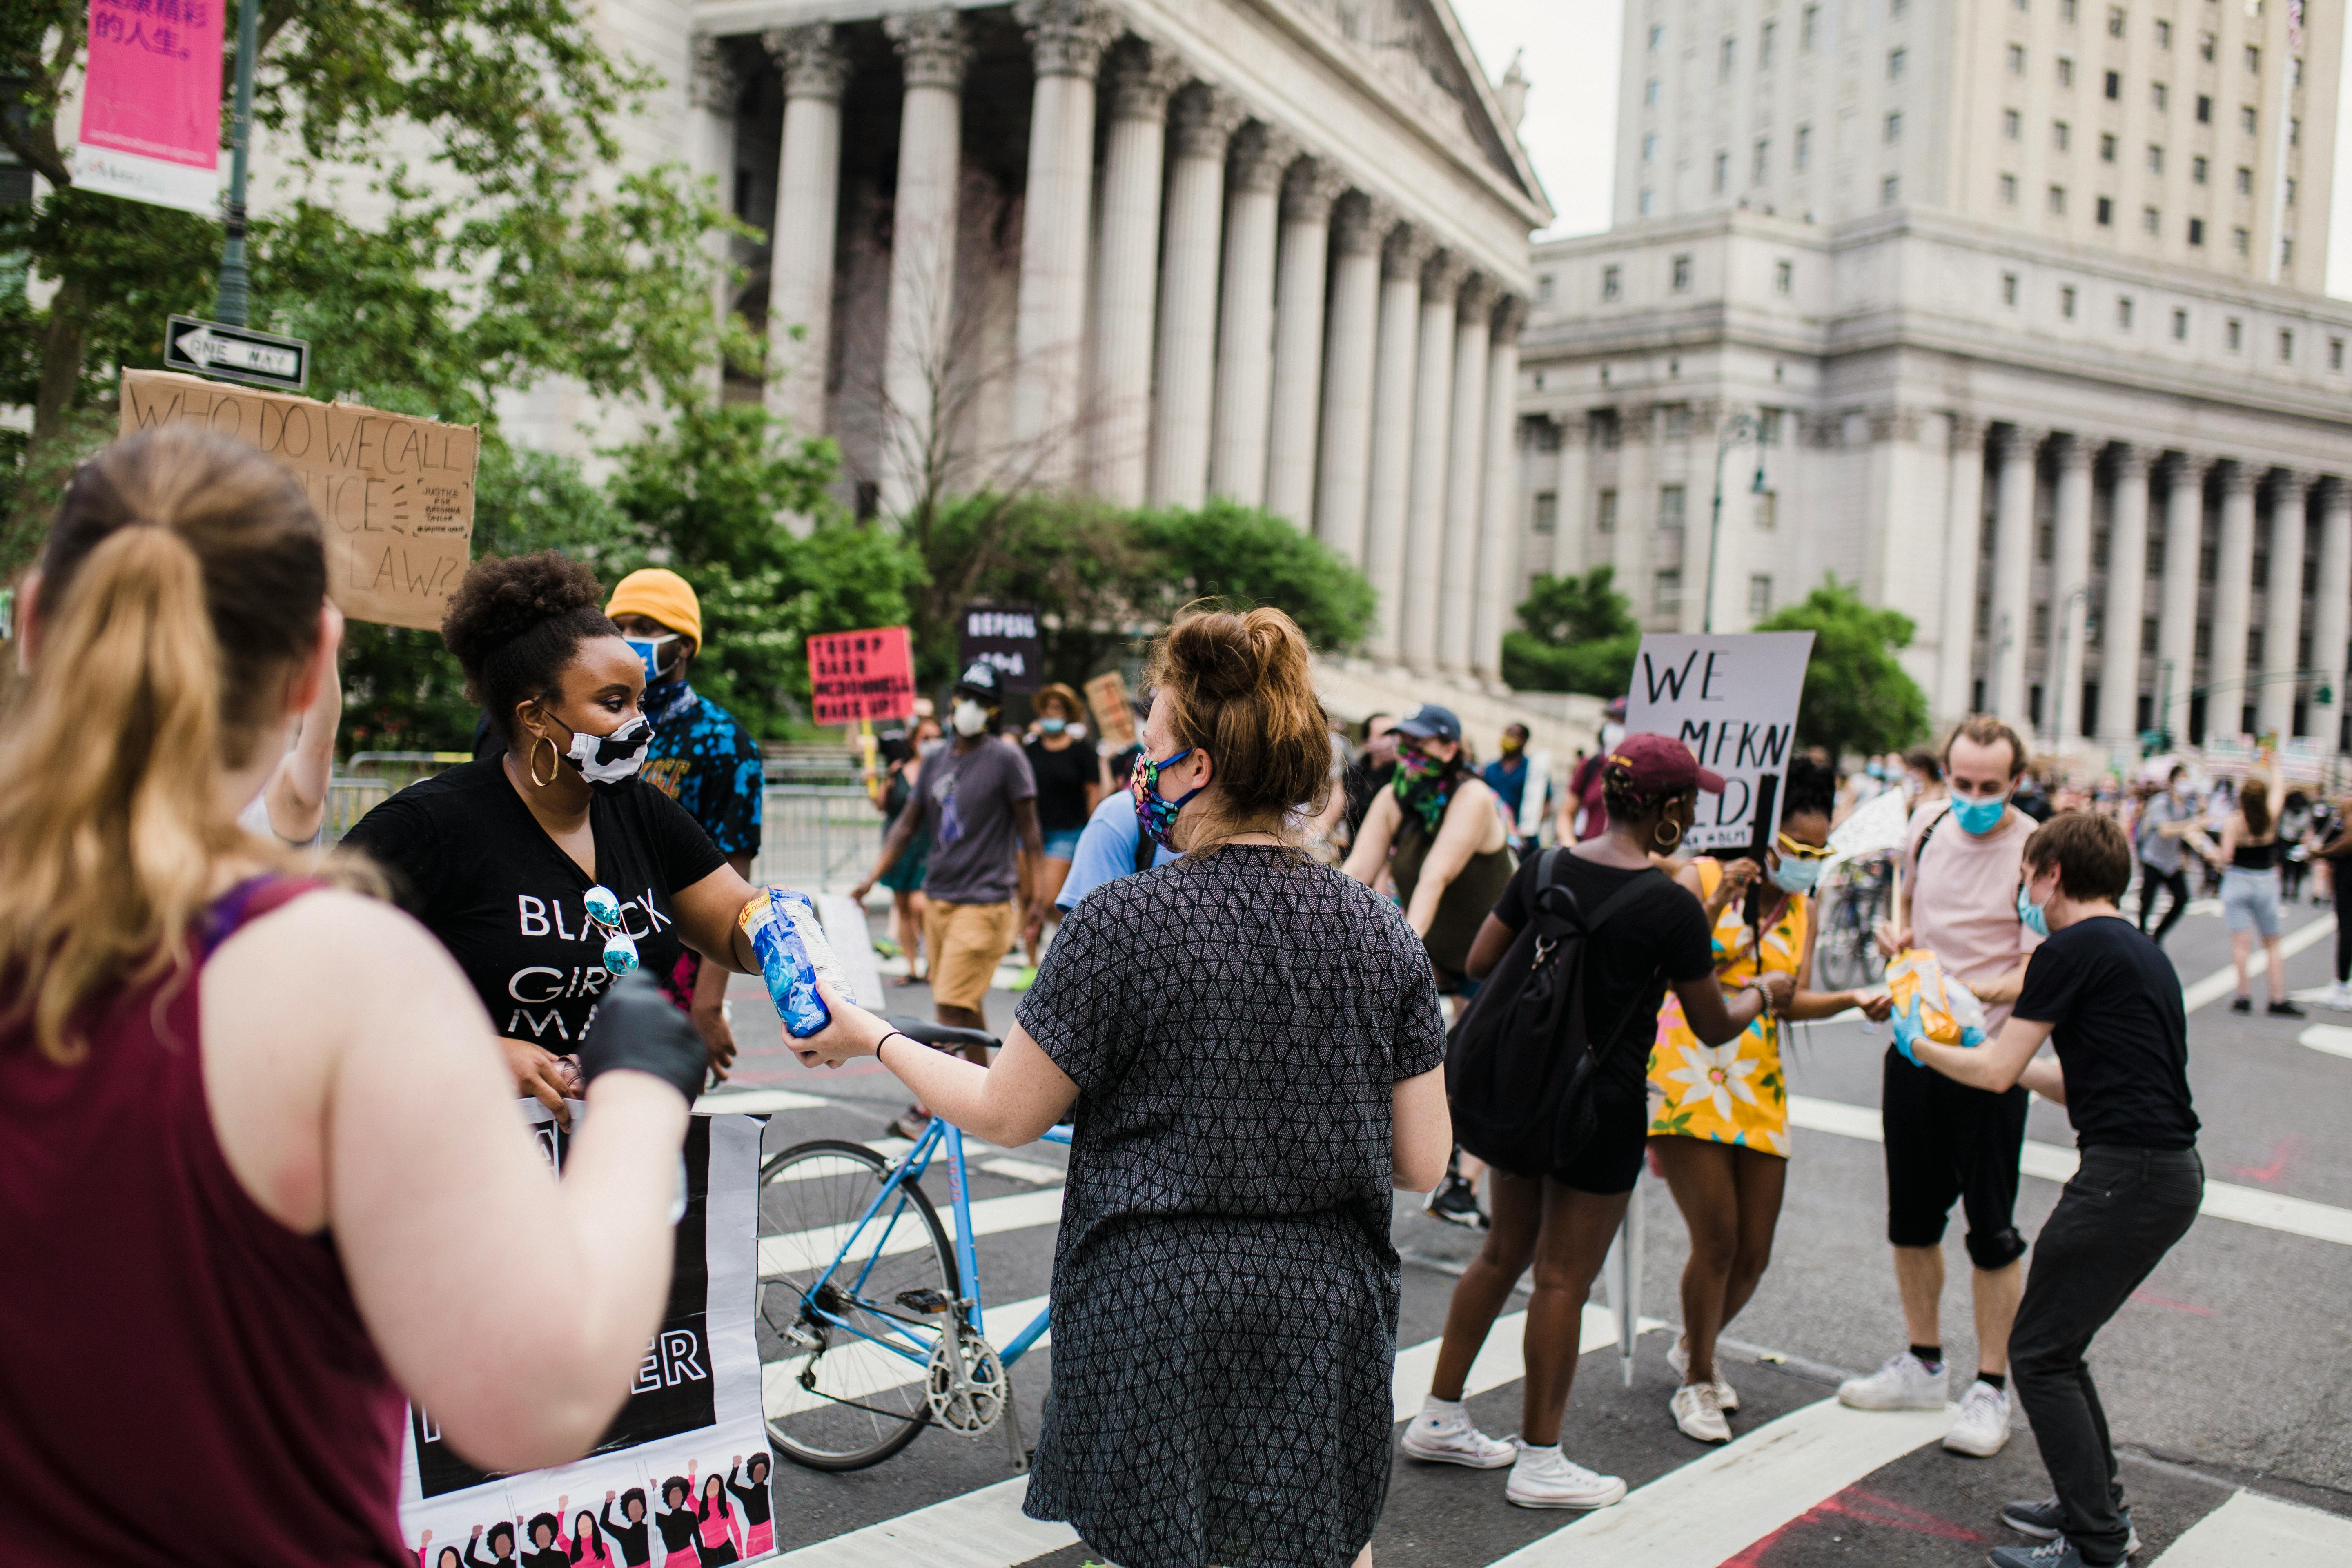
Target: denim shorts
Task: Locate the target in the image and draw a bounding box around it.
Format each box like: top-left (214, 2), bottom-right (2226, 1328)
top-left (2220, 866), bottom-right (2282, 938)
top-left (1042, 827), bottom-right (1085, 862)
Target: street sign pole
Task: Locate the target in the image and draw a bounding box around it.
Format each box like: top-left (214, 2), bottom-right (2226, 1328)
top-left (215, 0), bottom-right (259, 325)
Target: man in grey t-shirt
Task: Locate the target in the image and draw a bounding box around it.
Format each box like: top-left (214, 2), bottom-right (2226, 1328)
top-left (2135, 766), bottom-right (2198, 947)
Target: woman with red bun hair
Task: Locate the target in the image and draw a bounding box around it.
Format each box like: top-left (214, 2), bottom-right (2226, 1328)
top-left (790, 604), bottom-right (1454, 1568)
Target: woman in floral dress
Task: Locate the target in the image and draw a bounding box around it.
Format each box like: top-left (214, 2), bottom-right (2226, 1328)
top-left (1646, 757), bottom-right (1891, 1444)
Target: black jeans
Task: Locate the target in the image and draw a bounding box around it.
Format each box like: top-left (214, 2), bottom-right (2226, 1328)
top-left (2137, 862), bottom-right (2192, 946)
top-left (2010, 1146), bottom-right (2203, 1565)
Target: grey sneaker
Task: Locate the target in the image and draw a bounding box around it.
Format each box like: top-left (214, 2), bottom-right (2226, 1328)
top-left (1837, 1350), bottom-right (1947, 1411)
top-left (1988, 1538), bottom-right (2127, 1568)
top-left (2000, 1497), bottom-right (2140, 1556)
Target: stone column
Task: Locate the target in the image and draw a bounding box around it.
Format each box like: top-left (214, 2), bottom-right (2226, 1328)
top-left (1934, 416), bottom-right (1988, 722)
top-left (878, 11), bottom-right (969, 520)
top-left (688, 37), bottom-right (740, 399)
top-left (2156, 454), bottom-right (2211, 744)
top-left (2048, 434), bottom-right (2095, 749)
top-left (2209, 463), bottom-right (2261, 742)
top-left (2310, 479), bottom-right (2352, 751)
top-left (1265, 159), bottom-right (1348, 528)
top-left (1987, 424), bottom-right (2043, 729)
top-left (1314, 194), bottom-right (1385, 568)
top-left (1011, 0), bottom-right (1117, 488)
top-left (762, 24), bottom-right (849, 437)
top-left (2260, 472), bottom-right (2314, 737)
top-left (1437, 275), bottom-right (1497, 677)
top-left (1472, 296), bottom-right (1528, 685)
top-left (1086, 44), bottom-right (1185, 506)
top-left (1399, 251), bottom-right (1467, 673)
top-left (1147, 84), bottom-right (1245, 508)
top-left (1363, 223), bottom-right (1434, 665)
top-left (1208, 124), bottom-right (1294, 505)
top-left (2098, 443), bottom-right (2152, 750)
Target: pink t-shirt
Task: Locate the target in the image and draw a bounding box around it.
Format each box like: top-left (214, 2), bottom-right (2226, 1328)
top-left (1900, 800), bottom-right (2042, 1031)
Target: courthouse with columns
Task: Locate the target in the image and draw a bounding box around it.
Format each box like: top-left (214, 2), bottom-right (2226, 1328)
top-left (673, 0), bottom-right (1550, 686)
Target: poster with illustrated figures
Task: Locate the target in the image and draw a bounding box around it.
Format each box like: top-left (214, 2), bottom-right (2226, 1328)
top-left (398, 1107), bottom-right (778, 1566)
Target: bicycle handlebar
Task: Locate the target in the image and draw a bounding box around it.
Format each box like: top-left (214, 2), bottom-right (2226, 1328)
top-left (885, 1016), bottom-right (1002, 1055)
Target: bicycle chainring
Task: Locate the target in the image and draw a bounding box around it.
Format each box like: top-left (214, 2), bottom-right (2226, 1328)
top-left (925, 1330), bottom-right (1008, 1435)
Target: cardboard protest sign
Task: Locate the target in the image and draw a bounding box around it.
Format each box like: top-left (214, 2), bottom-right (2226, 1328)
top-left (958, 602), bottom-right (1042, 692)
top-left (806, 626), bottom-right (915, 724)
top-left (120, 370), bottom-right (477, 630)
top-left (1624, 632), bottom-right (1815, 851)
top-left (399, 1108), bottom-right (777, 1563)
top-left (1084, 670), bottom-right (1138, 750)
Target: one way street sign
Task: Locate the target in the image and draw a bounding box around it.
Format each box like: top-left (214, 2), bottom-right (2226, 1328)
top-left (163, 314), bottom-right (310, 392)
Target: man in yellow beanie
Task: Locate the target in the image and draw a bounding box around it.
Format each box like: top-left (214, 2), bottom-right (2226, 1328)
top-left (608, 568), bottom-right (765, 1070)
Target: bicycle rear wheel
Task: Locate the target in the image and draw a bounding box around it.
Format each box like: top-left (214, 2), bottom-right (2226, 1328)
top-left (758, 1138), bottom-right (959, 1470)
top-left (1817, 889), bottom-right (1873, 991)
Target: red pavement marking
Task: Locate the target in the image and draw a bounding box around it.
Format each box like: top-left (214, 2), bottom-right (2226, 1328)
top-left (2129, 1290), bottom-right (2214, 1316)
top-left (1718, 1485), bottom-right (1990, 1565)
top-left (2232, 1133), bottom-right (2301, 1184)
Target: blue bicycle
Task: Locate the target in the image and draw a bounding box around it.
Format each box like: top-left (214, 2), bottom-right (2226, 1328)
top-left (757, 1018), bottom-right (1065, 1471)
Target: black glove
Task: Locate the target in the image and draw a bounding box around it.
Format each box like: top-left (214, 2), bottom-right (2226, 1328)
top-left (579, 971), bottom-right (707, 1105)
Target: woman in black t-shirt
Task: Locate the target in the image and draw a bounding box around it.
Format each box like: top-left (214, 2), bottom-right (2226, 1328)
top-left (1020, 682), bottom-right (1107, 968)
top-left (1400, 734), bottom-right (1791, 1510)
top-left (344, 554), bottom-right (776, 1121)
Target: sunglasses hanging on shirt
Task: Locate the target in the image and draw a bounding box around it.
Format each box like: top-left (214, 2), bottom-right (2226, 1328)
top-left (584, 884), bottom-right (639, 978)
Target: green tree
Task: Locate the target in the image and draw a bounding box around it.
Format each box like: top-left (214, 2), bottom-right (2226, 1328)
top-left (1501, 566), bottom-right (1643, 697)
top-left (1130, 499), bottom-right (1375, 653)
top-left (1755, 577), bottom-right (1929, 758)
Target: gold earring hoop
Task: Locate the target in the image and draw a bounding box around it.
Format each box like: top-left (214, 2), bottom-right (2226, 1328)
top-left (1653, 818), bottom-right (1684, 851)
top-left (528, 734), bottom-right (561, 788)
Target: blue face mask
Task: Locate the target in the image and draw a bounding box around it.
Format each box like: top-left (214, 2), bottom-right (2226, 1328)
top-left (1951, 791), bottom-right (2008, 835)
top-left (1866, 762), bottom-right (1885, 780)
top-left (2017, 882), bottom-right (2051, 938)
top-left (625, 633), bottom-right (680, 687)
top-left (1038, 717), bottom-right (1067, 735)
top-left (1770, 855), bottom-right (1823, 895)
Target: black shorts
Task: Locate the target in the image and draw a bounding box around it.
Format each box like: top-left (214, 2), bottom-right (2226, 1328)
top-left (1553, 1080), bottom-right (1649, 1196)
top-left (1882, 1047), bottom-right (2030, 1269)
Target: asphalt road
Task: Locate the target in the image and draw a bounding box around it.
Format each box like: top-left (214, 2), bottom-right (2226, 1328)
top-left (711, 886), bottom-right (2352, 1566)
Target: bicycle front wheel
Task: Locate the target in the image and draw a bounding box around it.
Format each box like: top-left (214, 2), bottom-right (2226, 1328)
top-left (757, 1138), bottom-right (959, 1470)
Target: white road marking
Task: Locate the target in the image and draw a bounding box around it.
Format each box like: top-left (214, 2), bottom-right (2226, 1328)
top-left (978, 1156), bottom-right (1065, 1185)
top-left (2299, 1022), bottom-right (2352, 1059)
top-left (1490, 1397), bottom-right (1951, 1566)
top-left (1788, 1096), bottom-right (2352, 1248)
top-left (2150, 1487), bottom-right (2352, 1565)
top-left (695, 1087), bottom-right (831, 1114)
top-left (2180, 914), bottom-right (2336, 1011)
top-left (764, 1474), bottom-right (1077, 1566)
top-left (759, 1188), bottom-right (1066, 1278)
top-left (761, 1294), bottom-right (1050, 1420)
top-left (1391, 1304), bottom-right (1666, 1423)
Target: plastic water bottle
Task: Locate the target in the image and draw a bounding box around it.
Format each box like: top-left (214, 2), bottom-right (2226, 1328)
top-left (738, 888), bottom-right (833, 1039)
top-left (775, 890), bottom-right (856, 1005)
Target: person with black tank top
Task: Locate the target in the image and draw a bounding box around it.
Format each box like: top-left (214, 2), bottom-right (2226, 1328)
top-left (0, 429), bottom-right (708, 1566)
top-left (2203, 758), bottom-right (2303, 1016)
top-left (1342, 702), bottom-right (1519, 991)
top-left (1399, 734), bottom-right (1790, 1511)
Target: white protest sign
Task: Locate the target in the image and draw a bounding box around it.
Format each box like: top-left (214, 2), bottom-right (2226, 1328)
top-left (1624, 632), bottom-right (1815, 851)
top-left (1829, 784), bottom-right (1912, 864)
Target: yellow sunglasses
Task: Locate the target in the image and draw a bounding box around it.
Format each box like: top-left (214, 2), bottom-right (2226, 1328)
top-left (1775, 832), bottom-right (1835, 862)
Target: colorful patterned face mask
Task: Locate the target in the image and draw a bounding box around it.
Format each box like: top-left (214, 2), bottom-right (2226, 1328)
top-left (1132, 746), bottom-right (1204, 851)
top-left (1392, 744), bottom-right (1457, 833)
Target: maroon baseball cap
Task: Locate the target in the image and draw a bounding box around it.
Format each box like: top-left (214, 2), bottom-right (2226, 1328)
top-left (1605, 732), bottom-right (1725, 795)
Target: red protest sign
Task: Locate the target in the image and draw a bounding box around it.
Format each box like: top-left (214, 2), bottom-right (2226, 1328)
top-left (807, 626), bottom-right (915, 724)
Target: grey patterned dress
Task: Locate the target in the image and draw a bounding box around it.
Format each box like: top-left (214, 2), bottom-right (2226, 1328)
top-left (1015, 845), bottom-right (1447, 1568)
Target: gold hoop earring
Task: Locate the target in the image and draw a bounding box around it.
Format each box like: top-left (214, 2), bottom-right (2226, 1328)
top-left (1653, 818), bottom-right (1684, 851)
top-left (528, 734), bottom-right (561, 788)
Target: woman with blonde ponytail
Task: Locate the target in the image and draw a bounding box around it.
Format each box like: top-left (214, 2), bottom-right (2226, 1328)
top-left (0, 428), bottom-right (709, 1567)
top-left (790, 603), bottom-right (1454, 1568)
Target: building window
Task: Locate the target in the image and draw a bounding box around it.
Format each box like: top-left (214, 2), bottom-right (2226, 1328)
top-left (2147, 143), bottom-right (2163, 173)
top-left (2100, 132), bottom-right (2117, 162)
top-left (1754, 138), bottom-right (1771, 181)
top-left (1802, 5), bottom-right (1819, 50)
top-left (1755, 488), bottom-right (1778, 530)
top-left (1639, 187), bottom-right (1655, 215)
top-left (2192, 155), bottom-right (2208, 184)
top-left (1795, 124), bottom-right (1811, 169)
top-left (1760, 20), bottom-right (1776, 68)
top-left (1672, 254), bottom-right (1693, 291)
top-left (1532, 491), bottom-right (1558, 533)
top-left (1882, 175), bottom-right (1901, 206)
top-left (2008, 43), bottom-right (2027, 74)
top-left (2236, 165), bottom-right (2253, 195)
top-left (1721, 36), bottom-right (1737, 80)
top-left (2227, 317), bottom-right (2242, 350)
top-left (1537, 272), bottom-right (1556, 303)
top-left (2332, 339), bottom-right (2345, 372)
top-left (1592, 409), bottom-right (1621, 448)
top-left (1601, 264), bottom-right (1621, 300)
top-left (1596, 488), bottom-right (1618, 530)
top-left (2189, 216), bottom-right (2205, 245)
top-left (1642, 133), bottom-right (1656, 161)
top-left (1713, 151), bottom-right (1729, 192)
top-left (2057, 56), bottom-right (2075, 87)
top-left (2001, 173), bottom-right (2019, 203)
top-left (2061, 284), bottom-right (2077, 317)
top-left (2096, 195), bottom-right (2114, 225)
top-left (2060, 0), bottom-right (2077, 19)
top-left (1648, 23), bottom-right (1663, 50)
top-left (2233, 226), bottom-right (2250, 256)
top-left (1660, 484), bottom-right (1687, 526)
top-left (2291, 117), bottom-right (2301, 147)
top-left (1885, 111), bottom-right (1902, 143)
top-left (2196, 94), bottom-right (2212, 123)
top-left (2143, 205), bottom-right (2160, 234)
top-left (2198, 31), bottom-right (2215, 62)
top-left (2241, 106), bottom-right (2257, 134)
top-left (1664, 405), bottom-right (1693, 441)
top-left (2155, 18), bottom-right (2171, 46)
top-left (1889, 47), bottom-right (1906, 79)
top-left (2103, 69), bottom-right (2120, 100)
top-left (2246, 45), bottom-right (2261, 74)
top-left (2107, 6), bottom-right (2125, 36)
top-left (1654, 570), bottom-right (1683, 615)
top-left (2118, 296), bottom-right (2134, 328)
top-left (2005, 109), bottom-right (2021, 138)
top-left (2173, 307), bottom-right (2189, 339)
top-left (2054, 120), bottom-right (2071, 151)
top-left (2152, 82), bottom-right (2168, 110)
top-left (2002, 271), bottom-right (2020, 305)
top-left (2286, 177), bottom-right (2297, 206)
top-left (1774, 258), bottom-right (1793, 293)
top-left (2279, 329), bottom-right (2294, 362)
top-left (1748, 575), bottom-right (1774, 618)
top-left (1645, 78), bottom-right (1659, 105)
top-left (2049, 184), bottom-right (2068, 214)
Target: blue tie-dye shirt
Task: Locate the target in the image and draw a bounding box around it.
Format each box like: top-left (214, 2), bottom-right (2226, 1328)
top-left (637, 677), bottom-right (763, 858)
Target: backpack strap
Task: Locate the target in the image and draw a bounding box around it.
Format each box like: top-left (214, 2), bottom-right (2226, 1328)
top-left (1913, 805), bottom-right (1953, 868)
top-left (1131, 820), bottom-right (1158, 875)
top-left (198, 875), bottom-right (328, 960)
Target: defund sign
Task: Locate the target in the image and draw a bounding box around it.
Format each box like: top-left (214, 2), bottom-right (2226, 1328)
top-left (1623, 632), bottom-right (1816, 851)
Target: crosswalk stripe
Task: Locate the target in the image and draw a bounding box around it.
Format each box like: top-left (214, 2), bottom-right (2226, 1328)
top-left (1489, 1397), bottom-right (1951, 1566)
top-left (2299, 1022), bottom-right (2352, 1059)
top-left (2181, 913), bottom-right (2336, 1011)
top-left (1786, 1094), bottom-right (2352, 1248)
top-left (759, 1188), bottom-right (1066, 1278)
top-left (694, 1087), bottom-right (832, 1114)
top-left (1391, 1304), bottom-right (1666, 1423)
top-left (2150, 1486), bottom-right (2352, 1564)
top-left (761, 1294), bottom-right (1051, 1420)
top-left (764, 1475), bottom-right (1077, 1566)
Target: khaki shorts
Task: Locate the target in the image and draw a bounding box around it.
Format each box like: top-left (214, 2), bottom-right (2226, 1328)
top-left (923, 899), bottom-right (1019, 1013)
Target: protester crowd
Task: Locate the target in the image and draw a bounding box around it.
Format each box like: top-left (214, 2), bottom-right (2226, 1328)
top-left (0, 427), bottom-right (2286, 1568)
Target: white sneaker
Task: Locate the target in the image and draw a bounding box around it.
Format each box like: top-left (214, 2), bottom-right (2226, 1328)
top-left (2326, 980), bottom-right (2352, 1012)
top-left (1671, 1381), bottom-right (1732, 1443)
top-left (1504, 1443), bottom-right (1628, 1510)
top-left (1837, 1351), bottom-right (1949, 1411)
top-left (1667, 1336), bottom-right (1740, 1412)
top-left (1398, 1396), bottom-right (1517, 1468)
top-left (1943, 1378), bottom-right (2013, 1457)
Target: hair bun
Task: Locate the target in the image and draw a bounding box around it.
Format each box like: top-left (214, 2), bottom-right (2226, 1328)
top-left (441, 551), bottom-right (606, 667)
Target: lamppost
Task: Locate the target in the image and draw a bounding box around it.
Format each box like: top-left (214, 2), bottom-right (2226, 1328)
top-left (1702, 411), bottom-right (1770, 633)
top-left (214, 0), bottom-right (260, 326)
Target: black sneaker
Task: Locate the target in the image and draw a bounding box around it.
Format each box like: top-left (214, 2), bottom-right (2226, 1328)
top-left (1423, 1171), bottom-right (1488, 1229)
top-left (2269, 999), bottom-right (2308, 1018)
top-left (1999, 1498), bottom-right (2140, 1556)
top-left (2231, 996), bottom-right (2253, 1014)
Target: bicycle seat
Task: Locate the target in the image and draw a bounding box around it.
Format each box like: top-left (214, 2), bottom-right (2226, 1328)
top-left (886, 1016), bottom-right (1002, 1054)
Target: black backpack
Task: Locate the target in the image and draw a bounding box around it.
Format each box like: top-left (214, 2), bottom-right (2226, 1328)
top-left (1444, 849), bottom-right (1666, 1177)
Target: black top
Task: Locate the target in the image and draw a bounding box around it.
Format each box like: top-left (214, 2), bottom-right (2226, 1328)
top-left (724, 1463), bottom-right (771, 1527)
top-left (2231, 838), bottom-right (2278, 870)
top-left (1023, 736), bottom-right (1097, 834)
top-left (1491, 851), bottom-right (1716, 1095)
top-left (343, 760), bottom-right (726, 1051)
top-left (599, 1500), bottom-right (650, 1566)
top-left (1341, 756), bottom-right (1396, 835)
top-left (2012, 914), bottom-right (2199, 1150)
top-left (651, 1502), bottom-right (697, 1550)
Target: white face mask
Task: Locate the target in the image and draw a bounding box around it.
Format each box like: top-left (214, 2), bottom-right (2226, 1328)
top-left (952, 699), bottom-right (989, 737)
top-left (1599, 720), bottom-right (1626, 749)
top-left (561, 713), bottom-right (653, 786)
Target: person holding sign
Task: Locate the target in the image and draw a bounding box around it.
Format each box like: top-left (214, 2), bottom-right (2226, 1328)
top-left (0, 428), bottom-right (707, 1564)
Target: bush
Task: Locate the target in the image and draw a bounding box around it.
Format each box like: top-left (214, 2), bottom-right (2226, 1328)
top-left (1501, 567), bottom-right (1642, 697)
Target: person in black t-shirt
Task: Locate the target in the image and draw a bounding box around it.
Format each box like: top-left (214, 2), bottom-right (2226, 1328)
top-left (1020, 682), bottom-right (1108, 970)
top-left (1905, 812), bottom-right (2201, 1568)
top-left (344, 553), bottom-right (779, 1123)
top-left (1400, 733), bottom-right (1793, 1511)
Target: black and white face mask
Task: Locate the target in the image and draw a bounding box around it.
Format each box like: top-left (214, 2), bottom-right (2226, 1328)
top-left (558, 713), bottom-right (653, 787)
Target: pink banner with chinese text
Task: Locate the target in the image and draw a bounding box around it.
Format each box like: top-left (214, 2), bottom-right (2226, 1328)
top-left (76, 0), bottom-right (225, 214)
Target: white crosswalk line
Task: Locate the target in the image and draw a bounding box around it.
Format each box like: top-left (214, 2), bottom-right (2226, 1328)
top-left (761, 1294), bottom-right (1050, 1420)
top-left (2180, 913), bottom-right (2336, 1011)
top-left (693, 1087), bottom-right (832, 1114)
top-left (1786, 1095), bottom-right (2352, 1247)
top-left (1490, 1397), bottom-right (1950, 1566)
top-left (2150, 1487), bottom-right (2352, 1564)
top-left (1391, 1304), bottom-right (1666, 1423)
top-left (2300, 1022), bottom-right (2352, 1059)
top-left (759, 1188), bottom-right (1065, 1278)
top-left (765, 1475), bottom-right (1077, 1566)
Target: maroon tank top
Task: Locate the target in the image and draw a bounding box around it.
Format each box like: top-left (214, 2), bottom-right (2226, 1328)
top-left (0, 878), bottom-right (409, 1566)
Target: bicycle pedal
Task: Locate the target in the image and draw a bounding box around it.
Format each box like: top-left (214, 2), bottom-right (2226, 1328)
top-left (895, 1288), bottom-right (954, 1314)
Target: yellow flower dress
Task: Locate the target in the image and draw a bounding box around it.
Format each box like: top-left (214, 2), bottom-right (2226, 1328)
top-left (1646, 857), bottom-right (1807, 1157)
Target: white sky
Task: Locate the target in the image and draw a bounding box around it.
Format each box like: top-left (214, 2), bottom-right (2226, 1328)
top-left (1449, 0), bottom-right (2352, 294)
